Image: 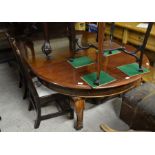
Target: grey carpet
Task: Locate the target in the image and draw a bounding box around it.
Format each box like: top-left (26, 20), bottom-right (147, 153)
top-left (0, 63), bottom-right (129, 132)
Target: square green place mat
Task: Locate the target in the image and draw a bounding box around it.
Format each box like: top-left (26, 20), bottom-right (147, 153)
top-left (117, 62), bottom-right (149, 76)
top-left (104, 50), bottom-right (121, 56)
top-left (81, 71), bottom-right (116, 88)
top-left (68, 56), bottom-right (94, 68)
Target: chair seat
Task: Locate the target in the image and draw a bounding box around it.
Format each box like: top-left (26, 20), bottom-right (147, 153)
top-left (32, 77), bottom-right (57, 97)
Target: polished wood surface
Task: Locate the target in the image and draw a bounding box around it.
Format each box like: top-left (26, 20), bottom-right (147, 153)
top-left (23, 39), bottom-right (150, 130)
top-left (25, 41), bottom-right (149, 97)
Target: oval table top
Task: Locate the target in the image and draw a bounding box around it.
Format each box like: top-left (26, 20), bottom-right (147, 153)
top-left (26, 43), bottom-right (150, 97)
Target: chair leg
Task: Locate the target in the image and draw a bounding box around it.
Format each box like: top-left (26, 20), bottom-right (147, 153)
top-left (19, 80), bottom-right (22, 88)
top-left (19, 73), bottom-right (23, 88)
top-left (27, 92), bottom-right (41, 128)
top-left (28, 93), bottom-right (35, 111)
top-left (34, 119), bottom-right (41, 129)
top-left (8, 61), bottom-right (12, 67)
top-left (34, 102), bottom-right (41, 129)
top-left (23, 85), bottom-right (28, 99)
top-left (28, 101), bottom-right (33, 111)
top-left (69, 109), bottom-right (74, 119)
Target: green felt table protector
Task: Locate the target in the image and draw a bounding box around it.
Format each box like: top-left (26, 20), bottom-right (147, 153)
top-left (117, 63), bottom-right (149, 76)
top-left (104, 50), bottom-right (121, 56)
top-left (81, 71), bottom-right (116, 88)
top-left (68, 56), bottom-right (94, 68)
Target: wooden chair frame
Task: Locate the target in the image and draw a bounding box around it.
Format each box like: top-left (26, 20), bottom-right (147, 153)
top-left (5, 33), bottom-right (28, 99)
top-left (11, 39), bottom-right (73, 129)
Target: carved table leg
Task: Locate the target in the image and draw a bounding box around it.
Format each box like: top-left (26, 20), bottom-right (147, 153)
top-left (71, 97), bottom-right (85, 130)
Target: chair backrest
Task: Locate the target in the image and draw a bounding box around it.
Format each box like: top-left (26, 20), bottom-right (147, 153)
top-left (5, 33), bottom-right (20, 64)
top-left (23, 39), bottom-right (35, 59)
top-left (11, 38), bottom-right (40, 103)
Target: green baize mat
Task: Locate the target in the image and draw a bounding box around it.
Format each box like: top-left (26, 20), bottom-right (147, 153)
top-left (68, 56), bottom-right (94, 68)
top-left (117, 63), bottom-right (149, 76)
top-left (104, 50), bottom-right (121, 56)
top-left (81, 71), bottom-right (116, 88)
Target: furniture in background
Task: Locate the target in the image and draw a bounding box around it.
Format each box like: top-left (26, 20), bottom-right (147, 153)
top-left (120, 82), bottom-right (155, 131)
top-left (9, 22), bottom-right (76, 58)
top-left (142, 66), bottom-right (155, 84)
top-left (100, 123), bottom-right (118, 132)
top-left (105, 22), bottom-right (155, 64)
top-left (0, 25), bottom-right (14, 63)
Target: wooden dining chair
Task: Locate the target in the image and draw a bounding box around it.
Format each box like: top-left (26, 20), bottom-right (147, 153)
top-left (12, 39), bottom-right (73, 129)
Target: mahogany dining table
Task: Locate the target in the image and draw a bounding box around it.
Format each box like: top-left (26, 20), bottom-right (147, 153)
top-left (25, 42), bottom-right (150, 130)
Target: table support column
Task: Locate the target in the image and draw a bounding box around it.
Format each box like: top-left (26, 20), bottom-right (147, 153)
top-left (71, 97), bottom-right (85, 130)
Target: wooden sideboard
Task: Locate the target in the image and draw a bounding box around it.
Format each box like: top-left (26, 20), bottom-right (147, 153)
top-left (105, 22), bottom-right (155, 51)
top-left (105, 22), bottom-right (155, 64)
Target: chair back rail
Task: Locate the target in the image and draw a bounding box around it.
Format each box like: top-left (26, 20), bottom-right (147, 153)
top-left (11, 38), bottom-right (40, 104)
top-left (5, 33), bottom-right (20, 65)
